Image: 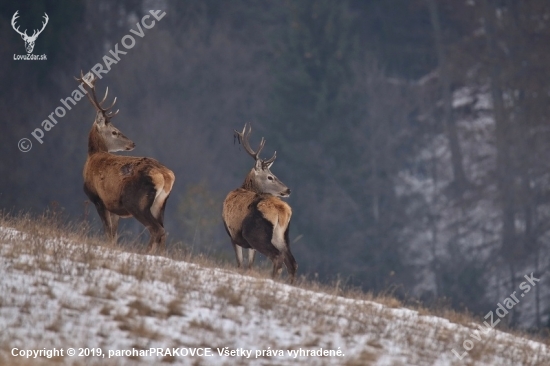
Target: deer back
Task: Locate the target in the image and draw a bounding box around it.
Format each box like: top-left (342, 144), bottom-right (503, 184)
top-left (222, 188), bottom-right (256, 241)
top-left (84, 154), bottom-right (172, 215)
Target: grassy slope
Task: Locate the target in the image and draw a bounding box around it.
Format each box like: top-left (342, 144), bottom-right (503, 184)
top-left (0, 214), bottom-right (548, 366)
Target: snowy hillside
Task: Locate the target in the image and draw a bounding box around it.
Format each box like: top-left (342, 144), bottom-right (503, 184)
top-left (0, 225), bottom-right (548, 365)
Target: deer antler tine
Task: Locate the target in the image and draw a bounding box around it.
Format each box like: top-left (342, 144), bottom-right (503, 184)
top-left (87, 82), bottom-right (108, 112)
top-left (106, 96), bottom-right (117, 110)
top-left (90, 87), bottom-right (102, 110)
top-left (77, 71), bottom-right (96, 89)
top-left (256, 137), bottom-right (266, 158)
top-left (236, 123), bottom-right (256, 159)
top-left (85, 94), bottom-right (96, 109)
top-left (75, 70), bottom-right (117, 114)
top-left (263, 151), bottom-right (277, 165)
top-left (234, 123), bottom-right (273, 161)
top-left (11, 11), bottom-right (27, 37)
top-left (75, 70), bottom-right (97, 107)
top-left (34, 13), bottom-right (48, 37)
top-left (243, 123), bottom-right (251, 141)
top-left (234, 124), bottom-right (243, 143)
top-left (100, 87), bottom-right (109, 105)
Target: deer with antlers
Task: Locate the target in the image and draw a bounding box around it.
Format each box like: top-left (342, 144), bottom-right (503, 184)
top-left (77, 72), bottom-right (175, 253)
top-left (11, 11), bottom-right (49, 54)
top-left (222, 124), bottom-right (297, 283)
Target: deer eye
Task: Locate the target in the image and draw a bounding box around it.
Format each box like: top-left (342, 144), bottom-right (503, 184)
top-left (112, 131), bottom-right (117, 136)
top-left (268, 176), bottom-right (273, 181)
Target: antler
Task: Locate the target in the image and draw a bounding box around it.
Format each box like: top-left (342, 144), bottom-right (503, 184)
top-left (11, 12), bottom-right (48, 40)
top-left (75, 71), bottom-right (119, 118)
top-left (30, 13), bottom-right (49, 40)
top-left (234, 123), bottom-right (276, 165)
top-left (11, 11), bottom-right (27, 38)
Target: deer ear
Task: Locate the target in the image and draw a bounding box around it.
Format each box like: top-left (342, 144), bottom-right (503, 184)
top-left (95, 111), bottom-right (106, 127)
top-left (263, 161), bottom-right (274, 169)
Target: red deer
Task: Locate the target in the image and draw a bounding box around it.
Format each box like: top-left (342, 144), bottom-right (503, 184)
top-left (222, 124), bottom-right (297, 283)
top-left (77, 72), bottom-right (175, 253)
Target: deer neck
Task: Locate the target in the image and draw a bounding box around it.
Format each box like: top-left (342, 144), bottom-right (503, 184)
top-left (87, 125), bottom-right (108, 155)
top-left (241, 170), bottom-right (262, 193)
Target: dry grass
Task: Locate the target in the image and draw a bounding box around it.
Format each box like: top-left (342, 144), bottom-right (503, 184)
top-left (45, 315), bottom-right (63, 333)
top-left (0, 211), bottom-right (549, 366)
top-left (213, 284), bottom-right (243, 306)
top-left (189, 319), bottom-right (215, 332)
top-left (165, 298), bottom-right (185, 317)
top-left (99, 304), bottom-right (112, 316)
top-left (127, 299), bottom-right (158, 317)
top-left (0, 209), bottom-right (543, 329)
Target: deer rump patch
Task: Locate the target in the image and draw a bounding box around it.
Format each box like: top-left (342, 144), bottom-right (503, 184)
top-left (149, 169), bottom-right (175, 219)
top-left (223, 190), bottom-right (292, 253)
top-left (255, 196), bottom-right (292, 251)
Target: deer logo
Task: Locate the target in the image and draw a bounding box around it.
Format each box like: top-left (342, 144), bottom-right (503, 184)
top-left (11, 11), bottom-right (49, 54)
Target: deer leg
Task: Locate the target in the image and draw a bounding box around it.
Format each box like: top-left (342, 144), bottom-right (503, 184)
top-left (148, 222), bottom-right (165, 254)
top-left (92, 200), bottom-right (116, 243)
top-left (122, 182), bottom-right (166, 253)
top-left (232, 243), bottom-right (244, 268)
top-left (130, 209), bottom-right (165, 254)
top-left (283, 251), bottom-right (298, 284)
top-left (271, 254), bottom-right (284, 279)
top-left (106, 212), bottom-right (120, 243)
top-left (281, 225), bottom-right (297, 283)
top-left (148, 195), bottom-right (170, 254)
top-left (242, 214), bottom-right (280, 276)
top-left (247, 249), bottom-right (256, 270)
top-left (149, 197), bottom-right (169, 253)
top-left (148, 223), bottom-right (166, 254)
top-left (156, 194), bottom-right (170, 227)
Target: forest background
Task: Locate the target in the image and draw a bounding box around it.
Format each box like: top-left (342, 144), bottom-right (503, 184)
top-left (1, 0), bottom-right (549, 332)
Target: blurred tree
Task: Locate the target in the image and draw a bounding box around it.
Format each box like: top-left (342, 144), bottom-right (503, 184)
top-left (350, 0), bottom-right (437, 79)
top-left (269, 0), bottom-right (356, 141)
top-left (427, 0), bottom-right (469, 194)
top-left (266, 0), bottom-right (362, 282)
top-left (177, 182), bottom-right (223, 254)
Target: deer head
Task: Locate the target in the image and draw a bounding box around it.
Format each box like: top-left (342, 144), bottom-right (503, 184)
top-left (11, 11), bottom-right (49, 54)
top-left (76, 71), bottom-right (135, 153)
top-left (235, 123), bottom-right (291, 197)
